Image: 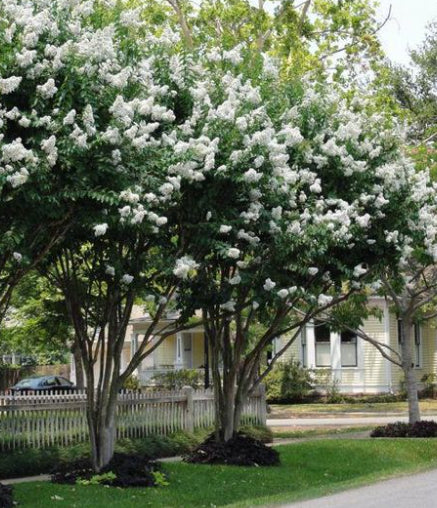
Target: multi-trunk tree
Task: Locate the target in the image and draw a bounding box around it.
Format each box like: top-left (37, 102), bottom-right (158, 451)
top-left (169, 45), bottom-right (426, 442)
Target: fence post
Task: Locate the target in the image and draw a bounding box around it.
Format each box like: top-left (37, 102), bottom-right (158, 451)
top-left (183, 386), bottom-right (194, 433)
top-left (258, 383), bottom-right (267, 425)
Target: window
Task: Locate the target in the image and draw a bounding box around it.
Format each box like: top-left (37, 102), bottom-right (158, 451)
top-left (301, 328), bottom-right (307, 368)
top-left (315, 322), bottom-right (331, 367)
top-left (341, 331), bottom-right (358, 367)
top-left (414, 324), bottom-right (421, 368)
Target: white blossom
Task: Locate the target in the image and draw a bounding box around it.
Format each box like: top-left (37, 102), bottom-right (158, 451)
top-left (93, 223), bottom-right (108, 237)
top-left (173, 256), bottom-right (199, 279)
top-left (263, 278), bottom-right (276, 291)
top-left (0, 76), bottom-right (22, 94)
top-left (220, 300), bottom-right (236, 312)
top-left (229, 275), bottom-right (241, 285)
top-left (121, 274), bottom-right (134, 285)
top-left (37, 78), bottom-right (58, 98)
top-left (277, 289), bottom-right (289, 299)
top-left (353, 264), bottom-right (367, 278)
top-left (226, 248), bottom-right (240, 259)
top-left (219, 225), bottom-right (232, 234)
top-left (105, 265), bottom-right (115, 276)
top-left (318, 294), bottom-right (333, 306)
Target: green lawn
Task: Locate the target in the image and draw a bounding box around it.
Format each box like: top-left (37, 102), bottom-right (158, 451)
top-left (269, 399), bottom-right (437, 418)
top-left (12, 439), bottom-right (437, 507)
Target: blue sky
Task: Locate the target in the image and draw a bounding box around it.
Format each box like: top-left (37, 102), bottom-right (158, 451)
top-left (375, 0), bottom-right (437, 65)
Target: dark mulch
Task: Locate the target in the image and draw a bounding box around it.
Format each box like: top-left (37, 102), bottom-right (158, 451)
top-left (371, 420), bottom-right (437, 438)
top-left (184, 432), bottom-right (280, 466)
top-left (51, 453), bottom-right (166, 488)
top-left (0, 483), bottom-right (13, 508)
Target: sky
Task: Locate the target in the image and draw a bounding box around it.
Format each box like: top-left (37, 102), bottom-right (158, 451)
top-left (375, 0), bottom-right (437, 66)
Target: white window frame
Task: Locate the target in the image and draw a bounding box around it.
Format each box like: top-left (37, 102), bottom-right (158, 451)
top-left (314, 322), bottom-right (331, 367)
top-left (340, 330), bottom-right (358, 368)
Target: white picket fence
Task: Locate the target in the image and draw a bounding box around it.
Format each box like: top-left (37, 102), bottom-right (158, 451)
top-left (0, 387), bottom-right (266, 451)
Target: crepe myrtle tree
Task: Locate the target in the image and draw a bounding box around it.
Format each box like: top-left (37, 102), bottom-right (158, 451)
top-left (166, 47), bottom-right (425, 442)
top-left (42, 219), bottom-right (200, 471)
top-left (0, 0), bottom-right (210, 470)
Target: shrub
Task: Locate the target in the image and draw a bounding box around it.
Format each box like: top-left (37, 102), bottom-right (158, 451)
top-left (371, 420), bottom-right (437, 438)
top-left (0, 483), bottom-right (13, 508)
top-left (265, 359), bottom-right (314, 403)
top-left (152, 369), bottom-right (202, 390)
top-left (122, 375), bottom-right (140, 391)
top-left (52, 453), bottom-right (167, 488)
top-left (420, 373), bottom-right (437, 399)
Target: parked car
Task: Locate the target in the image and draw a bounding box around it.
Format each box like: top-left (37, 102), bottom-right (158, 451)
top-left (10, 376), bottom-right (76, 394)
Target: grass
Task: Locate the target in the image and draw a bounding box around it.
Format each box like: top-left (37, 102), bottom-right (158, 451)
top-left (269, 398), bottom-right (437, 418)
top-left (11, 439), bottom-right (437, 507)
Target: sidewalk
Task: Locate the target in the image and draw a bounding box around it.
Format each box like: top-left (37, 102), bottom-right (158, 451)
top-left (280, 468), bottom-right (437, 508)
top-left (267, 414), bottom-right (437, 427)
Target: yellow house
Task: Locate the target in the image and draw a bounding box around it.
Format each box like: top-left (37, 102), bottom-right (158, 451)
top-left (125, 306), bottom-right (207, 385)
top-left (72, 298), bottom-right (437, 394)
top-left (278, 297), bottom-right (436, 394)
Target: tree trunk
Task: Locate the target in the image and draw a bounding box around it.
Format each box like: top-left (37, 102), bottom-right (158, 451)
top-left (72, 341), bottom-right (84, 389)
top-left (87, 391), bottom-right (118, 471)
top-left (400, 318), bottom-right (421, 424)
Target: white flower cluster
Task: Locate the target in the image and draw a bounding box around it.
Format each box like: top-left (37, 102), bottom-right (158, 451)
top-left (173, 256), bottom-right (199, 279)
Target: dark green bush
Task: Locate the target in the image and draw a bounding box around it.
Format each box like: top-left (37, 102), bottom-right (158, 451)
top-left (265, 359), bottom-right (314, 403)
top-left (152, 369), bottom-right (202, 390)
top-left (371, 420), bottom-right (437, 438)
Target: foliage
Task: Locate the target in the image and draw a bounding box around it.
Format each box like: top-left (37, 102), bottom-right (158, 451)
top-left (152, 369), bottom-right (202, 390)
top-left (121, 375), bottom-right (140, 391)
top-left (371, 420), bottom-right (437, 438)
top-left (265, 359), bottom-right (314, 403)
top-left (0, 273), bottom-right (71, 363)
top-left (76, 472), bottom-right (116, 486)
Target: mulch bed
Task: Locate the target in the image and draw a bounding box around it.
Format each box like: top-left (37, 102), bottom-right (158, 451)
top-left (184, 433), bottom-right (280, 466)
top-left (51, 453), bottom-right (166, 488)
top-left (0, 483), bottom-right (13, 508)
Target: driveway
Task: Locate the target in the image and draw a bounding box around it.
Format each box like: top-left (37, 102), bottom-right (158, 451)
top-left (280, 468), bottom-right (437, 508)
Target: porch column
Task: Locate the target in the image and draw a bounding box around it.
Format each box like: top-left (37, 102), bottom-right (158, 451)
top-left (306, 322), bottom-right (316, 368)
top-left (175, 332), bottom-right (184, 369)
top-left (331, 332), bottom-right (341, 383)
top-left (130, 333), bottom-right (139, 375)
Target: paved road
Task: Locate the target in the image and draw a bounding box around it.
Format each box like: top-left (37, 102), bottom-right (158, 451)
top-left (267, 415), bottom-right (437, 426)
top-left (280, 468), bottom-right (437, 508)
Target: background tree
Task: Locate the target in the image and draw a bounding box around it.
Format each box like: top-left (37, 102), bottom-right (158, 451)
top-left (0, 272), bottom-right (72, 367)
